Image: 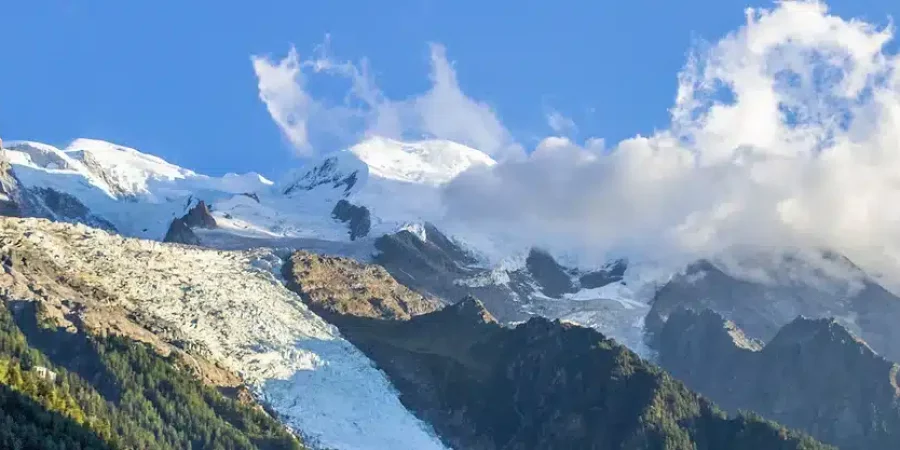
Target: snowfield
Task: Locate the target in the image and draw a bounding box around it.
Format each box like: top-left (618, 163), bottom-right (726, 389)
top-left (0, 218), bottom-right (447, 450)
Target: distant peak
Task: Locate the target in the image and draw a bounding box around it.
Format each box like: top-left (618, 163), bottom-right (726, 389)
top-left (347, 136), bottom-right (495, 185)
top-left (769, 316), bottom-right (869, 351)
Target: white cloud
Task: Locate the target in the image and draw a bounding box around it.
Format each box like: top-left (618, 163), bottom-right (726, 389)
top-left (253, 2), bottom-right (900, 287)
top-left (546, 110), bottom-right (578, 137)
top-left (252, 41), bottom-right (519, 159)
top-left (251, 48), bottom-right (315, 155)
top-left (441, 1), bottom-right (900, 285)
top-left (406, 44), bottom-right (520, 158)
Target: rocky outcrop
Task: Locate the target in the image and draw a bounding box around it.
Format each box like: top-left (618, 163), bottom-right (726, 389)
top-left (656, 308), bottom-right (900, 450)
top-left (373, 225), bottom-right (641, 335)
top-left (373, 225), bottom-right (476, 302)
top-left (162, 200), bottom-right (215, 245)
top-left (181, 200), bottom-right (217, 229)
top-left (331, 199), bottom-right (370, 240)
top-left (163, 218), bottom-right (200, 245)
top-left (239, 192), bottom-right (260, 203)
top-left (525, 248), bottom-right (576, 297)
top-left (282, 250), bottom-right (441, 321)
top-left (372, 224), bottom-right (533, 320)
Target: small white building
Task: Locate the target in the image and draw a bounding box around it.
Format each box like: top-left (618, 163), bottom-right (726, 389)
top-left (32, 365), bottom-right (58, 382)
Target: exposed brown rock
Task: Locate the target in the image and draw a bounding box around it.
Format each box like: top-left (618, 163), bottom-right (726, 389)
top-left (283, 250), bottom-right (442, 322)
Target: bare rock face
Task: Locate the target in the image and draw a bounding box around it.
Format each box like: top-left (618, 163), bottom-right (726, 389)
top-left (181, 200), bottom-right (217, 229)
top-left (283, 250), bottom-right (441, 321)
top-left (656, 308), bottom-right (900, 450)
top-left (331, 199), bottom-right (370, 240)
top-left (162, 200), bottom-right (215, 245)
top-left (163, 218), bottom-right (200, 245)
top-left (525, 248), bottom-right (576, 298)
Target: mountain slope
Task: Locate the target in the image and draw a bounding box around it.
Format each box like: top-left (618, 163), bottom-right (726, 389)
top-left (0, 300), bottom-right (305, 450)
top-left (655, 308), bottom-right (900, 450)
top-left (282, 252), bottom-right (833, 450)
top-left (0, 217), bottom-right (446, 450)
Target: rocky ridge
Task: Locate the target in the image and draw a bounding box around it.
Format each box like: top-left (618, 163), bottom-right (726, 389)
top-left (655, 308), bottom-right (900, 450)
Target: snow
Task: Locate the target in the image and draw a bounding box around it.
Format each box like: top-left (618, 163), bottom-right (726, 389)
top-left (1, 218), bottom-right (447, 450)
top-left (349, 136), bottom-right (495, 185)
top-left (64, 138), bottom-right (197, 196)
top-left (4, 135), bottom-right (662, 359)
top-left (399, 222), bottom-right (428, 242)
top-left (3, 136), bottom-right (498, 248)
top-left (563, 283), bottom-right (646, 310)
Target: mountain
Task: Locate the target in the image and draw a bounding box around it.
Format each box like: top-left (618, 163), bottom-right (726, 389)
top-left (0, 137), bottom-right (653, 356)
top-left (0, 130), bottom-right (872, 448)
top-left (646, 252), bottom-right (900, 362)
top-left (0, 136), bottom-right (495, 247)
top-left (373, 226), bottom-right (648, 352)
top-left (655, 308), bottom-right (900, 450)
top-left (0, 217), bottom-right (446, 450)
top-left (281, 258), bottom-right (833, 449)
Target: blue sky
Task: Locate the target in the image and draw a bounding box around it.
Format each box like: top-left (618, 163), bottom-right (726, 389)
top-left (1, 1), bottom-right (897, 178)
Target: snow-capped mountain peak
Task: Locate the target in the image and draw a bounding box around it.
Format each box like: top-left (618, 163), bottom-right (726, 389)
top-left (279, 136), bottom-right (495, 195)
top-left (64, 138), bottom-right (196, 197)
top-left (348, 136), bottom-right (496, 185)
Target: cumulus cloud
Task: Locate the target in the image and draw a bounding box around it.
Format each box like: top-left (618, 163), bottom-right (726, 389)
top-left (441, 1), bottom-right (900, 283)
top-left (252, 41), bottom-right (519, 158)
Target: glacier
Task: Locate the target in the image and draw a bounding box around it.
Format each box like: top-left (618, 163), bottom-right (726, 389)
top-left (0, 218), bottom-right (448, 450)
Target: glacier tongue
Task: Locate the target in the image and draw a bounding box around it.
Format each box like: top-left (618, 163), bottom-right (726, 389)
top-left (1, 218), bottom-right (447, 450)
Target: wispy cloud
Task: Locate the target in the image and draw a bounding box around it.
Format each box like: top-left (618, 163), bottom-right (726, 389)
top-left (251, 48), bottom-right (315, 155)
top-left (251, 40), bottom-right (519, 158)
top-left (545, 109), bottom-right (578, 137)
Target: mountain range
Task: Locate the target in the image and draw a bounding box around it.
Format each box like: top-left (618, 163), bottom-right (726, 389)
top-left (0, 135), bottom-right (897, 448)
